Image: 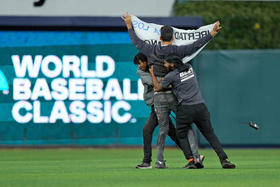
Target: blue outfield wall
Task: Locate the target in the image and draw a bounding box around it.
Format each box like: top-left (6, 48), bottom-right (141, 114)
top-left (0, 30), bottom-right (279, 146)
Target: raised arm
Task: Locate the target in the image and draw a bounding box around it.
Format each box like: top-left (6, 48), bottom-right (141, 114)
top-left (176, 21), bottom-right (222, 58)
top-left (121, 13), bottom-right (154, 57)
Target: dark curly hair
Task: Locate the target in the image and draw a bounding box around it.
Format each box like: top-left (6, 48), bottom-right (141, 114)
top-left (133, 53), bottom-right (147, 65)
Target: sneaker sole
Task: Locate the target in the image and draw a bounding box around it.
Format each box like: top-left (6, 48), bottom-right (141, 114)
top-left (184, 166), bottom-right (197, 169)
top-left (184, 164), bottom-right (198, 169)
top-left (223, 164), bottom-right (236, 169)
top-left (136, 166), bottom-right (152, 169)
top-left (195, 162), bottom-right (204, 169)
top-left (155, 166), bottom-right (168, 169)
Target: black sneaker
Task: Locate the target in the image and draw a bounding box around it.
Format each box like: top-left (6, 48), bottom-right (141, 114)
top-left (136, 162), bottom-right (152, 169)
top-left (194, 155), bottom-right (205, 169)
top-left (184, 161), bottom-right (197, 169)
top-left (155, 160), bottom-right (168, 169)
top-left (194, 161), bottom-right (204, 169)
top-left (221, 159), bottom-right (236, 169)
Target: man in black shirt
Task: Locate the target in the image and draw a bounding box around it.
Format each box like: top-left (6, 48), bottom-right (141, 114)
top-left (149, 55), bottom-right (236, 169)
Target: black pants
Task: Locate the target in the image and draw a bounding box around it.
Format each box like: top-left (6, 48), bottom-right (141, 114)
top-left (142, 105), bottom-right (181, 163)
top-left (176, 103), bottom-right (228, 161)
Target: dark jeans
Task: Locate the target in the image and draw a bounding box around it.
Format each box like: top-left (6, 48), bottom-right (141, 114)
top-left (142, 105), bottom-right (181, 163)
top-left (176, 103), bottom-right (228, 161)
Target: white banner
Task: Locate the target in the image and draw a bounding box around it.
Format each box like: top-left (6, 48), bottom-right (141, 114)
top-left (132, 16), bottom-right (215, 63)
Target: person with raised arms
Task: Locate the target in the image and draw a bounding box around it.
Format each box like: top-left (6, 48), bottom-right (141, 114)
top-left (122, 12), bottom-right (219, 168)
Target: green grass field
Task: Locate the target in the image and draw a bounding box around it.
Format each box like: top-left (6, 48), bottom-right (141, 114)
top-left (0, 148), bottom-right (279, 187)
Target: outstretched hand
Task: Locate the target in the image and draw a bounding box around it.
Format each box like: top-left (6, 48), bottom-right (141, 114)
top-left (213, 21), bottom-right (222, 32)
top-left (210, 21), bottom-right (222, 37)
top-left (121, 12), bottom-right (132, 29)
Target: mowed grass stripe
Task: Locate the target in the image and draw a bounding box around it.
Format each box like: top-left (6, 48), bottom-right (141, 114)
top-left (0, 148), bottom-right (279, 187)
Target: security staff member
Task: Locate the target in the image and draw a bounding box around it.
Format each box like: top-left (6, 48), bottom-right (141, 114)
top-left (149, 55), bottom-right (236, 169)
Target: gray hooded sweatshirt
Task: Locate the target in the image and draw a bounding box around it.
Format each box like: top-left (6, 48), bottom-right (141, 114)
top-left (137, 69), bottom-right (154, 106)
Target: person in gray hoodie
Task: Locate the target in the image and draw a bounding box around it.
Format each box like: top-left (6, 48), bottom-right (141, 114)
top-left (134, 53), bottom-right (203, 169)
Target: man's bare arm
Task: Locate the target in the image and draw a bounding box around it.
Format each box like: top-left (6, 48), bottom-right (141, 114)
top-left (149, 66), bottom-right (164, 92)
